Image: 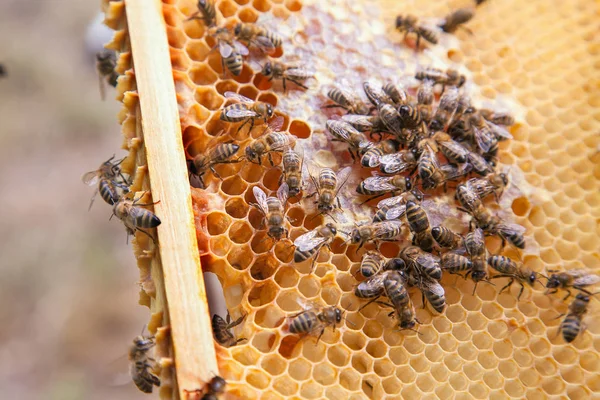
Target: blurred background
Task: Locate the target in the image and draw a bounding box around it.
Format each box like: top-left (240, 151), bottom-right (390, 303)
top-left (0, 1), bottom-right (149, 399)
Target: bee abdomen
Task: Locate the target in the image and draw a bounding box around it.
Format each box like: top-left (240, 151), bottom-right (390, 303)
top-left (361, 148), bottom-right (384, 167)
top-left (432, 226), bottom-right (461, 248)
top-left (424, 288), bottom-right (446, 313)
top-left (419, 28), bottom-right (439, 44)
top-left (327, 89), bottom-right (351, 108)
top-left (487, 255), bottom-right (517, 274)
top-left (441, 253), bottom-right (472, 272)
top-left (406, 201), bottom-right (428, 233)
top-left (135, 209), bottom-right (161, 228)
top-left (260, 31), bottom-right (282, 47)
top-left (99, 179), bottom-right (120, 205)
top-left (224, 53), bottom-right (243, 76)
top-left (561, 315), bottom-right (581, 343)
top-left (289, 312), bottom-right (318, 334)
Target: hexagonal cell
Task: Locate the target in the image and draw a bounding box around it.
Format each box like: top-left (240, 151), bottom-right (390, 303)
top-left (252, 0), bottom-right (271, 12)
top-left (210, 235), bottom-right (231, 257)
top-left (272, 375), bottom-right (298, 396)
top-left (289, 119), bottom-right (311, 139)
top-left (246, 367), bottom-right (271, 390)
top-left (248, 280), bottom-right (278, 307)
top-left (228, 220), bottom-right (253, 244)
top-left (365, 339), bottom-right (386, 359)
top-left (250, 253), bottom-right (279, 280)
top-left (221, 175), bottom-right (248, 196)
top-left (190, 63), bottom-right (219, 85)
top-left (298, 275), bottom-right (320, 298)
top-left (351, 353), bottom-right (372, 374)
top-left (254, 306), bottom-right (285, 329)
top-left (231, 345), bottom-right (261, 366)
top-left (195, 86), bottom-right (224, 110)
top-left (225, 196), bottom-right (249, 219)
top-left (252, 330), bottom-right (278, 353)
top-left (206, 212), bottom-right (232, 235)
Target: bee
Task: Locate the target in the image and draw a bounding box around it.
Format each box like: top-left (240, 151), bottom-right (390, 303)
top-left (212, 313), bottom-right (247, 347)
top-left (308, 167), bottom-right (349, 218)
top-left (326, 120), bottom-right (373, 160)
top-left (294, 223), bottom-right (338, 272)
top-left (418, 279), bottom-right (446, 313)
top-left (383, 271), bottom-right (411, 314)
top-left (487, 255), bottom-right (542, 299)
top-left (96, 50), bottom-right (119, 100)
top-left (398, 104), bottom-right (427, 133)
top-left (221, 91), bottom-right (274, 133)
top-left (363, 80), bottom-right (394, 107)
top-left (189, 141), bottom-right (240, 188)
top-left (468, 206), bottom-right (526, 250)
top-left (210, 27), bottom-right (249, 76)
top-left (545, 269), bottom-right (600, 300)
top-left (82, 155), bottom-right (129, 210)
top-left (289, 305), bottom-right (343, 342)
top-left (111, 194), bottom-right (161, 243)
top-left (349, 220), bottom-right (404, 250)
top-left (325, 86), bottom-right (370, 115)
top-left (187, 0), bottom-right (216, 27)
top-left (417, 80), bottom-right (435, 124)
top-left (341, 114), bottom-right (387, 133)
top-left (261, 60), bottom-right (314, 92)
top-left (234, 22), bottom-right (282, 50)
top-left (244, 118), bottom-right (296, 165)
top-left (418, 143), bottom-right (472, 190)
top-left (360, 250), bottom-right (386, 278)
top-left (251, 183), bottom-right (289, 241)
top-left (373, 191), bottom-right (422, 222)
top-left (382, 82), bottom-right (408, 106)
top-left (558, 293), bottom-right (591, 343)
top-left (378, 150), bottom-right (418, 175)
top-left (395, 14), bottom-right (439, 49)
top-left (361, 139), bottom-right (400, 168)
top-left (465, 112), bottom-right (498, 154)
top-left (355, 270), bottom-right (390, 299)
top-left (129, 334), bottom-right (160, 393)
top-left (479, 108), bottom-right (515, 126)
top-left (432, 131), bottom-right (470, 164)
top-left (464, 228), bottom-right (488, 286)
top-left (466, 151), bottom-right (494, 176)
top-left (431, 226), bottom-right (463, 249)
top-left (441, 253), bottom-right (473, 275)
top-left (378, 103), bottom-right (414, 143)
top-left (356, 175), bottom-right (413, 202)
top-left (429, 88), bottom-right (459, 132)
top-left (405, 200), bottom-right (436, 252)
top-left (456, 181), bottom-right (484, 214)
top-left (185, 376), bottom-right (227, 400)
top-left (466, 173), bottom-right (508, 201)
top-left (400, 245), bottom-right (442, 282)
top-left (415, 67), bottom-right (466, 91)
top-left (281, 147), bottom-right (303, 197)
top-left (439, 8), bottom-right (475, 34)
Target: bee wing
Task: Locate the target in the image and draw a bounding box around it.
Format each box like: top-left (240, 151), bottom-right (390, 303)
top-left (416, 252), bottom-right (440, 268)
top-left (573, 274), bottom-right (600, 286)
top-left (224, 91), bottom-right (254, 104)
top-left (442, 163), bottom-right (472, 181)
top-left (420, 280), bottom-right (445, 296)
top-left (440, 140), bottom-right (470, 160)
top-left (362, 176), bottom-right (395, 192)
top-left (373, 220), bottom-right (403, 238)
top-left (488, 121), bottom-right (513, 140)
top-left (98, 73), bottom-right (107, 101)
top-left (467, 152), bottom-right (493, 174)
top-left (560, 269), bottom-right (595, 278)
top-left (467, 177), bottom-right (495, 197)
top-left (219, 41), bottom-right (234, 58)
top-left (294, 229), bottom-right (328, 252)
top-left (326, 120), bottom-right (353, 142)
top-left (384, 205), bottom-right (407, 220)
top-left (380, 152), bottom-right (414, 174)
top-left (268, 115), bottom-right (285, 132)
top-left (473, 124), bottom-right (495, 153)
top-left (277, 182), bottom-right (289, 205)
top-left (341, 114), bottom-right (374, 131)
top-left (377, 194), bottom-right (406, 209)
top-left (225, 107), bottom-right (258, 118)
top-left (82, 170), bottom-right (100, 186)
top-left (284, 65), bottom-right (315, 79)
top-left (252, 186), bottom-right (270, 214)
top-left (252, 36), bottom-right (276, 54)
top-left (334, 166), bottom-right (353, 195)
top-left (233, 40), bottom-right (249, 56)
top-left (496, 223), bottom-right (526, 236)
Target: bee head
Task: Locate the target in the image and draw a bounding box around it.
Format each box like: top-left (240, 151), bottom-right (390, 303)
top-left (545, 275), bottom-right (559, 289)
top-left (431, 226), bottom-right (442, 239)
top-left (266, 104), bottom-right (274, 117)
top-left (209, 376), bottom-right (227, 394)
top-left (575, 293), bottom-right (590, 303)
top-left (335, 308), bottom-right (343, 324)
top-left (385, 258), bottom-right (405, 271)
top-left (527, 272), bottom-right (538, 286)
top-left (326, 223), bottom-right (337, 235)
top-left (245, 146), bottom-right (259, 163)
top-left (404, 177), bottom-right (412, 191)
top-left (288, 186), bottom-right (300, 197)
top-left (262, 61), bottom-right (273, 77)
top-left (233, 23), bottom-right (242, 36)
top-left (350, 228), bottom-right (362, 244)
top-left (471, 271), bottom-right (487, 282)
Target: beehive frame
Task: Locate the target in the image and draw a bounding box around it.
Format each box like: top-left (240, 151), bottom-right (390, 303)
top-left (102, 0), bottom-right (600, 399)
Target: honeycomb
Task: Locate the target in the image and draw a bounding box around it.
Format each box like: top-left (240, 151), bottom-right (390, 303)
top-left (105, 0), bottom-right (600, 398)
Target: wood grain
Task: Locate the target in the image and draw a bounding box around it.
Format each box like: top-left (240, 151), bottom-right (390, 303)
top-left (125, 0), bottom-right (218, 397)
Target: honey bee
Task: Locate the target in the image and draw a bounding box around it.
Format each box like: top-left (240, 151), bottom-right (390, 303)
top-left (464, 228), bottom-right (488, 287)
top-left (382, 82), bottom-right (408, 106)
top-left (395, 14), bottom-right (439, 49)
top-left (418, 143), bottom-right (472, 190)
top-left (341, 114), bottom-right (387, 133)
top-left (378, 103), bottom-right (414, 143)
top-left (465, 112), bottom-right (499, 154)
top-left (234, 22), bottom-right (282, 50)
top-left (185, 376), bottom-right (227, 400)
top-left (417, 80), bottom-right (435, 124)
top-left (400, 245), bottom-right (442, 282)
top-left (325, 86), bottom-right (370, 115)
top-left (418, 279), bottom-right (446, 313)
top-left (355, 270), bottom-right (390, 299)
top-left (383, 271), bottom-right (411, 314)
top-left (441, 253), bottom-right (473, 275)
top-left (558, 293), bottom-right (591, 343)
top-left (210, 27), bottom-right (249, 76)
top-left (378, 150), bottom-right (418, 175)
top-left (479, 108), bottom-right (515, 126)
top-left (244, 118), bottom-right (296, 165)
top-left (361, 139), bottom-right (400, 168)
top-left (398, 104), bottom-right (427, 133)
top-left (415, 67), bottom-right (466, 91)
top-left (356, 175), bottom-right (413, 202)
top-left (466, 151), bottom-right (494, 176)
top-left (261, 60), bottom-right (314, 92)
top-left (308, 167), bottom-right (349, 218)
top-left (466, 204), bottom-right (526, 250)
top-left (96, 50), bottom-right (119, 100)
top-left (221, 91), bottom-right (274, 133)
top-left (466, 172), bottom-right (508, 201)
top-left (545, 269), bottom-right (600, 300)
top-left (129, 334), bottom-right (160, 393)
top-left (373, 190), bottom-right (422, 222)
top-left (82, 155), bottom-right (129, 210)
top-left (405, 200), bottom-right (436, 252)
top-left (111, 193), bottom-right (161, 243)
top-left (189, 141), bottom-right (240, 188)
top-left (212, 313), bottom-right (246, 347)
top-left (363, 80), bottom-right (394, 107)
top-left (432, 131), bottom-right (470, 164)
top-left (251, 183), bottom-right (289, 241)
top-left (360, 250), bottom-right (386, 278)
top-left (325, 120), bottom-right (373, 160)
top-left (439, 8), bottom-right (475, 34)
top-left (281, 147), bottom-right (303, 197)
top-left (455, 181), bottom-right (483, 214)
top-left (429, 88), bottom-right (459, 132)
top-left (294, 223), bottom-right (338, 272)
top-left (487, 255), bottom-right (542, 299)
top-left (349, 220), bottom-right (404, 250)
top-left (431, 226), bottom-right (463, 249)
top-left (288, 304), bottom-right (343, 342)
top-left (187, 0), bottom-right (216, 27)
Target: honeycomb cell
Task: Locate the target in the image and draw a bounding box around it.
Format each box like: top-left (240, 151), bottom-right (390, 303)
top-left (206, 212), bottom-right (232, 235)
top-left (246, 367), bottom-right (271, 389)
top-left (210, 236), bottom-right (231, 257)
top-left (190, 63), bottom-right (219, 85)
top-left (254, 306), bottom-right (285, 328)
top-left (229, 220), bottom-right (253, 243)
top-left (225, 196), bottom-right (249, 218)
top-left (289, 119), bottom-right (311, 139)
top-left (273, 376), bottom-right (299, 396)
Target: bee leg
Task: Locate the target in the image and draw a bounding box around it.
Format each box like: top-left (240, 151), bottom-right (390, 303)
top-left (282, 78), bottom-right (287, 93)
top-left (357, 297), bottom-right (381, 312)
top-left (316, 327), bottom-right (326, 343)
top-left (209, 165), bottom-right (223, 180)
top-left (499, 278), bottom-right (514, 294)
top-left (234, 337), bottom-right (248, 345)
top-left (562, 290), bottom-right (572, 301)
top-left (237, 119), bottom-right (250, 135)
top-left (267, 152), bottom-right (275, 166)
top-left (517, 283), bottom-right (526, 301)
top-left (289, 79), bottom-right (309, 90)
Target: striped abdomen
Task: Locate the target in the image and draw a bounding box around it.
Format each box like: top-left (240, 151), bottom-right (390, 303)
top-left (398, 105), bottom-right (423, 129)
top-left (560, 313), bottom-right (582, 343)
top-left (210, 143), bottom-right (239, 163)
top-left (223, 53), bottom-right (243, 77)
top-left (406, 201), bottom-right (429, 233)
top-left (487, 255), bottom-right (518, 275)
top-left (384, 273), bottom-right (410, 310)
top-left (289, 311), bottom-right (318, 334)
top-left (432, 226), bottom-right (462, 249)
top-left (318, 168), bottom-right (337, 191)
top-left (327, 88), bottom-right (352, 108)
top-left (424, 286), bottom-right (446, 313)
top-left (441, 253), bottom-right (472, 272)
top-left (417, 27), bottom-right (439, 44)
top-left (259, 30), bottom-right (282, 47)
top-left (99, 178), bottom-right (120, 205)
top-left (131, 207), bottom-right (161, 228)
